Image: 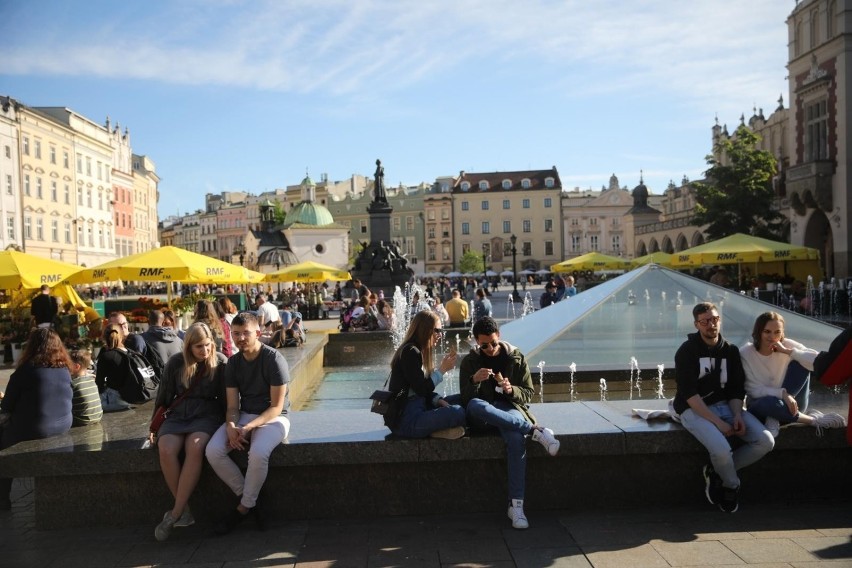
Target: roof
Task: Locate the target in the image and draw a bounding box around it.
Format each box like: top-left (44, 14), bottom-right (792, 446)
top-left (453, 168), bottom-right (561, 193)
top-left (284, 201), bottom-right (335, 227)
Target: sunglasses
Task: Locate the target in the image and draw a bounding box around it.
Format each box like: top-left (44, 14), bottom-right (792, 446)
top-left (433, 328), bottom-right (444, 336)
top-left (696, 316), bottom-right (720, 326)
top-left (480, 340), bottom-right (499, 350)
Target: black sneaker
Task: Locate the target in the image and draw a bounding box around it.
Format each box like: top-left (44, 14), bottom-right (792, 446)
top-left (718, 486), bottom-right (739, 513)
top-left (702, 464), bottom-right (722, 505)
top-left (213, 508), bottom-right (248, 535)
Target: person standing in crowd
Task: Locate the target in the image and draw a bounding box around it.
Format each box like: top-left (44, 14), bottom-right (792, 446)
top-left (384, 311), bottom-right (465, 439)
top-left (205, 313), bottom-right (291, 534)
top-left (151, 323), bottom-right (227, 541)
top-left (741, 312), bottom-right (846, 437)
top-left (30, 284), bottom-right (59, 328)
top-left (445, 289), bottom-right (469, 327)
top-left (672, 302), bottom-right (774, 514)
top-left (459, 317), bottom-right (560, 530)
top-left (0, 328), bottom-right (73, 509)
top-left (472, 288), bottom-right (492, 323)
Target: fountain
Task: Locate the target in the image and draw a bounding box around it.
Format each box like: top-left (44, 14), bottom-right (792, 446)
top-left (655, 364), bottom-right (665, 399)
top-left (569, 362), bottom-right (576, 401)
top-left (537, 361), bottom-right (546, 403)
top-left (599, 378), bottom-right (607, 401)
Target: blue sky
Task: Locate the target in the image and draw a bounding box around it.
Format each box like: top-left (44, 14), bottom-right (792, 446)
top-left (0, 0), bottom-right (792, 218)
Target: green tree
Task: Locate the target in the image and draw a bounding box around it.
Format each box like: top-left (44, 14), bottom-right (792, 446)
top-left (692, 124), bottom-right (786, 240)
top-left (459, 250), bottom-right (486, 274)
top-left (273, 202), bottom-right (287, 225)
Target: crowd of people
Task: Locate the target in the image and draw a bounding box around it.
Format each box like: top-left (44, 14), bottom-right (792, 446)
top-left (0, 280), bottom-right (850, 534)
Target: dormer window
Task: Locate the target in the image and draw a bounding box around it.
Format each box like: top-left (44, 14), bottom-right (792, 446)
top-left (502, 179), bottom-right (511, 190)
top-left (544, 177), bottom-right (555, 188)
top-left (479, 180), bottom-right (489, 190)
top-left (521, 178), bottom-right (531, 189)
top-left (461, 181), bottom-right (471, 192)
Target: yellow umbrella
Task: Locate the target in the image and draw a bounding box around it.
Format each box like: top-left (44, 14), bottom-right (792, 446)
top-left (265, 260), bottom-right (352, 284)
top-left (67, 246), bottom-right (264, 286)
top-left (671, 233), bottom-right (820, 267)
top-left (550, 252), bottom-right (629, 273)
top-left (630, 251), bottom-right (675, 268)
top-left (0, 250), bottom-right (81, 290)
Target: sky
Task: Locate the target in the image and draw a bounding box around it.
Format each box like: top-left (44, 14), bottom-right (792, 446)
top-left (0, 0), bottom-right (793, 218)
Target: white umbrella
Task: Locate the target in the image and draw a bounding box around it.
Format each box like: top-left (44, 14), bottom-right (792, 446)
top-left (519, 269), bottom-right (535, 276)
top-left (500, 269), bottom-right (515, 277)
top-left (535, 269), bottom-right (552, 275)
top-left (446, 271), bottom-right (463, 277)
top-left (486, 270), bottom-right (498, 277)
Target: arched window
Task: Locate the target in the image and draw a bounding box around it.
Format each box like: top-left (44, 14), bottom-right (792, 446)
top-left (544, 177), bottom-right (555, 188)
top-left (828, 1), bottom-right (837, 38)
top-left (460, 181), bottom-right (470, 192)
top-left (479, 180), bottom-right (489, 190)
top-left (795, 21), bottom-right (803, 56)
top-left (501, 179), bottom-right (511, 190)
top-left (521, 178), bottom-right (531, 189)
top-left (810, 9), bottom-right (818, 48)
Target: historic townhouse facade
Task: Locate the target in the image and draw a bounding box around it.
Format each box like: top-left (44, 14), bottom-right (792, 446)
top-left (131, 154), bottom-right (159, 254)
top-left (452, 168), bottom-right (563, 273)
top-left (111, 122), bottom-right (135, 258)
top-left (0, 98), bottom-right (21, 252)
top-left (423, 175), bottom-right (455, 274)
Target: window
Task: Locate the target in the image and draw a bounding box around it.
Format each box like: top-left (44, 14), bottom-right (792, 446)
top-left (77, 187), bottom-right (83, 205)
top-left (64, 184), bottom-right (70, 204)
top-left (522, 199), bottom-right (530, 209)
top-left (522, 242), bottom-right (531, 256)
top-left (523, 220), bottom-right (531, 233)
top-left (544, 219), bottom-right (553, 232)
top-left (442, 244), bottom-right (450, 260)
top-left (428, 227), bottom-right (435, 238)
top-left (77, 223), bottom-right (83, 244)
top-left (590, 217), bottom-right (598, 226)
top-left (51, 220), bottom-right (58, 242)
top-left (5, 174), bottom-right (11, 195)
top-left (503, 199), bottom-right (510, 209)
top-left (461, 201), bottom-right (469, 211)
top-left (88, 226), bottom-right (94, 247)
top-left (481, 201), bottom-right (489, 211)
top-left (460, 181), bottom-right (470, 191)
top-left (34, 140), bottom-right (41, 159)
top-left (441, 208), bottom-right (449, 220)
top-left (86, 157), bottom-right (92, 176)
top-left (427, 210), bottom-right (436, 221)
top-left (544, 177), bottom-right (555, 188)
top-left (22, 137), bottom-right (29, 155)
top-left (462, 222), bottom-right (470, 235)
top-left (590, 235), bottom-right (599, 251)
top-left (479, 180), bottom-right (489, 190)
top-left (810, 9), bottom-right (818, 48)
top-left (99, 228), bottom-right (105, 248)
top-left (521, 178), bottom-right (531, 189)
top-left (51, 181), bottom-right (57, 201)
top-left (87, 188), bottom-right (92, 207)
top-left (406, 216), bottom-right (414, 231)
top-left (65, 222), bottom-right (71, 243)
top-left (98, 189), bottom-right (103, 210)
top-left (828, 1), bottom-right (836, 38)
top-left (97, 161), bottom-right (102, 180)
top-left (360, 220), bottom-right (367, 234)
top-left (36, 218), bottom-right (44, 240)
top-left (544, 197), bottom-right (552, 208)
top-left (503, 242), bottom-right (511, 256)
top-left (502, 179), bottom-right (511, 190)
top-left (571, 218), bottom-right (579, 226)
top-left (442, 224), bottom-right (449, 238)
top-left (63, 150), bottom-right (69, 168)
top-left (545, 241), bottom-right (554, 256)
top-left (612, 235), bottom-right (621, 252)
top-left (76, 153), bottom-right (82, 173)
top-left (6, 215), bottom-right (15, 239)
top-left (482, 221), bottom-right (490, 234)
top-left (503, 220), bottom-right (511, 233)
top-left (49, 145), bottom-right (56, 164)
top-left (36, 177), bottom-right (42, 199)
top-left (24, 174), bottom-right (30, 196)
top-left (24, 216), bottom-right (31, 238)
top-left (428, 245), bottom-right (436, 261)
top-left (4, 145), bottom-right (9, 158)
top-left (572, 235), bottom-right (581, 252)
top-left (805, 100), bottom-right (828, 161)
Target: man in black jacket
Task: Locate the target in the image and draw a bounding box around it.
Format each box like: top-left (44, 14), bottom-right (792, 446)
top-left (31, 285), bottom-right (58, 328)
top-left (673, 302), bottom-right (774, 514)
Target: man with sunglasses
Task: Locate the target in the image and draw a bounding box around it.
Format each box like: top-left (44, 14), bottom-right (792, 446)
top-left (459, 317), bottom-right (560, 530)
top-left (673, 302), bottom-right (774, 514)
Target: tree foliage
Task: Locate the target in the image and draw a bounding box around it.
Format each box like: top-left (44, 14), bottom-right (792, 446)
top-left (459, 250), bottom-right (486, 274)
top-left (692, 125), bottom-right (786, 241)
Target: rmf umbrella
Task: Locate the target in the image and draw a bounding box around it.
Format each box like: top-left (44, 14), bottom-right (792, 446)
top-left (0, 250), bottom-right (81, 290)
top-left (670, 233), bottom-right (820, 267)
top-left (630, 251), bottom-right (675, 268)
top-left (264, 260), bottom-right (352, 284)
top-left (550, 252), bottom-right (629, 273)
top-left (67, 246), bottom-right (265, 286)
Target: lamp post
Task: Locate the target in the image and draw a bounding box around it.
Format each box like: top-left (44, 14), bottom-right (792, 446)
top-left (481, 245), bottom-right (489, 293)
top-left (510, 234), bottom-right (520, 301)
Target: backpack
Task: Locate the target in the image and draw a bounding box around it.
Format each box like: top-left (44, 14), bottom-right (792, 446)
top-left (141, 339), bottom-right (166, 383)
top-left (118, 348), bottom-right (159, 404)
top-left (339, 305), bottom-right (356, 331)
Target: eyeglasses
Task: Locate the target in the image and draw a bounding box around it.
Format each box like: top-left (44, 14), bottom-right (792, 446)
top-left (433, 328), bottom-right (444, 336)
top-left (480, 340), bottom-right (500, 350)
top-left (232, 331), bottom-right (257, 339)
top-left (696, 316), bottom-right (721, 326)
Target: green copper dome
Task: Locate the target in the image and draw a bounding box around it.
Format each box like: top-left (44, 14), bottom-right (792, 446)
top-left (284, 201), bottom-right (334, 226)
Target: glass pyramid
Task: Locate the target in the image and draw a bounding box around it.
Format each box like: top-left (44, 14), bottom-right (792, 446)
top-left (501, 264), bottom-right (843, 372)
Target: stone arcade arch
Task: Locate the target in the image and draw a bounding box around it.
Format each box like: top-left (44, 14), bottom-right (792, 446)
top-left (804, 209), bottom-right (833, 277)
top-left (675, 233), bottom-right (689, 252)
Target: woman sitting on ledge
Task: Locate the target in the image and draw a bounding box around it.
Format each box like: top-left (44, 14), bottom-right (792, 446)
top-left (0, 328), bottom-right (73, 510)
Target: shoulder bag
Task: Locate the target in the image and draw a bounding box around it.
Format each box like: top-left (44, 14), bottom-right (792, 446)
top-left (150, 375), bottom-right (201, 435)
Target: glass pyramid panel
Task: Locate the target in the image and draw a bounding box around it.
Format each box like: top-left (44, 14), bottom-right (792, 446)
top-left (501, 264), bottom-right (843, 371)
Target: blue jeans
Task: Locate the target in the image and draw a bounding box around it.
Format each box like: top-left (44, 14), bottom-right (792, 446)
top-left (680, 401), bottom-right (775, 489)
top-left (747, 361), bottom-right (810, 424)
top-left (394, 394), bottom-right (465, 438)
top-left (466, 398), bottom-right (534, 501)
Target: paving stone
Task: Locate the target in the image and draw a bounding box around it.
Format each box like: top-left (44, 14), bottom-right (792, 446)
top-left (722, 538), bottom-right (818, 564)
top-left (651, 540), bottom-right (746, 566)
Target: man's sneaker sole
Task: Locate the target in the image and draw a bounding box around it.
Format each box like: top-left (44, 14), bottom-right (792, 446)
top-left (430, 426), bottom-right (465, 440)
top-left (702, 465), bottom-right (720, 505)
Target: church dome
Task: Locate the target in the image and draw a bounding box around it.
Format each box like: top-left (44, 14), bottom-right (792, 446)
top-left (284, 201), bottom-right (334, 226)
top-left (632, 179), bottom-right (649, 207)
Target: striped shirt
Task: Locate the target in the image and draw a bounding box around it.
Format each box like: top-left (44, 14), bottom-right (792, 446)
top-left (71, 371), bottom-right (103, 426)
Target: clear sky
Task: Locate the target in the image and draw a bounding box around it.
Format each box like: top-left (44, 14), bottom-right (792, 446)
top-left (0, 0), bottom-right (792, 218)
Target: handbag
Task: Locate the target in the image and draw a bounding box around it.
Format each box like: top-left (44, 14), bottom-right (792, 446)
top-left (369, 372), bottom-right (403, 416)
top-left (149, 377), bottom-right (200, 435)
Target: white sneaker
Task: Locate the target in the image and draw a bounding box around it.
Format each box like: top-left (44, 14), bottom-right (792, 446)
top-left (507, 499), bottom-right (529, 530)
top-left (809, 410), bottom-right (847, 435)
top-left (154, 511), bottom-right (177, 541)
top-left (430, 426), bottom-right (465, 440)
top-left (174, 507), bottom-right (195, 527)
top-left (764, 417), bottom-right (781, 438)
top-left (531, 427), bottom-right (560, 456)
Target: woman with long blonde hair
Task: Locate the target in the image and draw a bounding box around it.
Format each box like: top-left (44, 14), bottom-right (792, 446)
top-left (385, 310), bottom-right (465, 439)
top-left (149, 322), bottom-right (227, 541)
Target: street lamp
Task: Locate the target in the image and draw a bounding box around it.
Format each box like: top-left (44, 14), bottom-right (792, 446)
top-left (510, 234), bottom-right (520, 301)
top-left (482, 245), bottom-right (489, 292)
